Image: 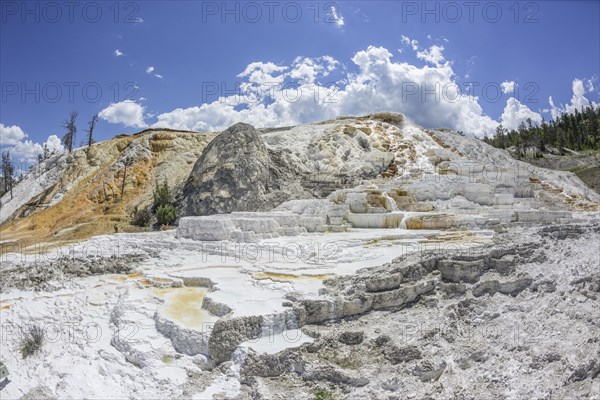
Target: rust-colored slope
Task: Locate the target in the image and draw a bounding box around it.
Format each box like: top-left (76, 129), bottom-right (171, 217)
top-left (0, 130), bottom-right (216, 253)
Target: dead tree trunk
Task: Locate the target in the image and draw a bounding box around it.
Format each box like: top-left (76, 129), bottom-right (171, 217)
top-left (121, 164), bottom-right (127, 199)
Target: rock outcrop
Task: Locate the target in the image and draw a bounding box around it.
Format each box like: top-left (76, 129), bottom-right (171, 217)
top-left (0, 128), bottom-right (216, 248)
top-left (176, 201), bottom-right (352, 242)
top-left (182, 123), bottom-right (277, 215)
top-left (3, 113), bottom-right (597, 248)
top-left (0, 254), bottom-right (145, 292)
top-left (237, 223), bottom-right (600, 399)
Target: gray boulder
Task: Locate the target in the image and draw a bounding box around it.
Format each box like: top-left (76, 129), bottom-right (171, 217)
top-left (181, 123), bottom-right (312, 216)
top-left (182, 123), bottom-right (274, 215)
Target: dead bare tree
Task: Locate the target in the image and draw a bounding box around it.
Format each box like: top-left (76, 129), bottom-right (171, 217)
top-left (62, 111), bottom-right (78, 153)
top-left (121, 159), bottom-right (133, 199)
top-left (86, 114), bottom-right (98, 150)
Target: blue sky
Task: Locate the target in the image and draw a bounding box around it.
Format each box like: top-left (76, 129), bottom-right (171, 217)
top-left (1, 1), bottom-right (599, 166)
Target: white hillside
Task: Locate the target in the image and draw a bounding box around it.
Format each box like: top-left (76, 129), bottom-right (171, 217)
top-left (0, 114), bottom-right (598, 400)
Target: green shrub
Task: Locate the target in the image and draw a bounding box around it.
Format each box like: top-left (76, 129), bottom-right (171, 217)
top-left (131, 206), bottom-right (152, 227)
top-left (156, 204), bottom-right (177, 226)
top-left (313, 388), bottom-right (334, 400)
top-left (20, 325), bottom-right (44, 359)
top-left (153, 179), bottom-right (174, 210)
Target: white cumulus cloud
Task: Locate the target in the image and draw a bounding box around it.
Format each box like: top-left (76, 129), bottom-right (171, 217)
top-left (416, 45), bottom-right (446, 67)
top-left (329, 5), bottom-right (344, 27)
top-left (99, 100), bottom-right (148, 128)
top-left (151, 46), bottom-right (500, 137)
top-left (146, 66), bottom-right (155, 74)
top-left (500, 97), bottom-right (542, 130)
top-left (586, 78), bottom-right (594, 92)
top-left (288, 56), bottom-right (339, 84)
top-left (115, 49), bottom-right (124, 57)
top-left (401, 35), bottom-right (419, 51)
top-left (11, 140), bottom-right (43, 164)
top-left (549, 78), bottom-right (599, 120)
top-left (44, 135), bottom-right (64, 154)
top-left (238, 62), bottom-right (287, 85)
top-left (0, 123), bottom-right (28, 146)
top-left (501, 81), bottom-right (516, 94)
top-left (3, 133), bottom-right (64, 167)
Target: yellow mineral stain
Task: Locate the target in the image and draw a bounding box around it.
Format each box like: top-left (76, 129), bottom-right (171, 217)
top-left (365, 236), bottom-right (404, 245)
top-left (158, 287), bottom-right (209, 330)
top-left (127, 272), bottom-right (143, 279)
top-left (151, 278), bottom-right (173, 283)
top-left (0, 304), bottom-right (12, 310)
top-left (161, 355), bottom-right (175, 364)
top-left (422, 232), bottom-right (479, 244)
top-left (405, 219), bottom-right (424, 229)
top-left (150, 287), bottom-right (170, 298)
